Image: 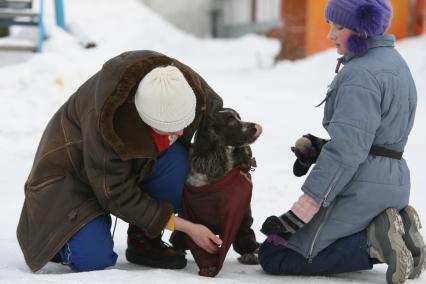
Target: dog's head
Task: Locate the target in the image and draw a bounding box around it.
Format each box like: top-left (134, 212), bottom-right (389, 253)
top-left (188, 108), bottom-right (262, 186)
top-left (195, 108), bottom-right (262, 150)
top-left (190, 108), bottom-right (262, 171)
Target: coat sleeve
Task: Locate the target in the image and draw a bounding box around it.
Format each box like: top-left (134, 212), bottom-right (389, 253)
top-left (82, 109), bottom-right (173, 237)
top-left (302, 67), bottom-right (382, 206)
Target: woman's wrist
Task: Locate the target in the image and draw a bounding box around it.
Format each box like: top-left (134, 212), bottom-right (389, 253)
top-left (174, 216), bottom-right (193, 234)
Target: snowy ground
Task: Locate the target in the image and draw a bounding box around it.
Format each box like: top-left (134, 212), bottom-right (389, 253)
top-left (1, 0), bottom-right (425, 283)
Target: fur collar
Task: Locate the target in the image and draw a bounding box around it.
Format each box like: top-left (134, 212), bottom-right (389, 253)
top-left (95, 50), bottom-right (208, 160)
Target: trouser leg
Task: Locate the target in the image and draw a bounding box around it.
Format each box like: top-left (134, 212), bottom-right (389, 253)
top-left (126, 142), bottom-right (189, 269)
top-left (259, 230), bottom-right (372, 275)
top-left (142, 142), bottom-right (189, 213)
top-left (58, 214), bottom-right (118, 272)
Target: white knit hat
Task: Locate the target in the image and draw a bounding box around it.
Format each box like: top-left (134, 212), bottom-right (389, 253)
top-left (135, 65), bottom-right (196, 132)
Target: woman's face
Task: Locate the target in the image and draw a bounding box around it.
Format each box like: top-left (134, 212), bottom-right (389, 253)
top-left (327, 22), bottom-right (355, 55)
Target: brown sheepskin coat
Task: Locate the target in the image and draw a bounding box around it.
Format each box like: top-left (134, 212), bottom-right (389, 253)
top-left (16, 50), bottom-right (223, 272)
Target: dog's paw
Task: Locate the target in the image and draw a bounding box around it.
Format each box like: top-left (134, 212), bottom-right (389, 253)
top-left (237, 253), bottom-right (259, 265)
top-left (199, 266), bottom-right (219, 277)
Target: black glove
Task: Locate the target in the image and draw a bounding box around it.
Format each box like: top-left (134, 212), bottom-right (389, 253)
top-left (291, 134), bottom-right (328, 177)
top-left (260, 210), bottom-right (305, 241)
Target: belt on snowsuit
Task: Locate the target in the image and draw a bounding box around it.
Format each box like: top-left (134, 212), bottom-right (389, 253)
top-left (369, 145), bottom-right (403, 160)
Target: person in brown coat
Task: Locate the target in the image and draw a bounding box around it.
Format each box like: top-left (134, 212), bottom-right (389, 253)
top-left (16, 50), bottom-right (223, 272)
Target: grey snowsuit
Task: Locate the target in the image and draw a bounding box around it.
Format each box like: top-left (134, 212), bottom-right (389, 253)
top-left (287, 34), bottom-right (417, 260)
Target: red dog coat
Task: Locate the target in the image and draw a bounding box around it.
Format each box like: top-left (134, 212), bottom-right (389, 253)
top-left (170, 162), bottom-right (257, 276)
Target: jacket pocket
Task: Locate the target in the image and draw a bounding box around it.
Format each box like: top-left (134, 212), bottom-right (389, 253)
top-left (27, 175), bottom-right (65, 192)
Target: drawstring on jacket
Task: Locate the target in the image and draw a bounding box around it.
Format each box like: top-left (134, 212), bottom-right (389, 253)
top-left (335, 56), bottom-right (344, 74)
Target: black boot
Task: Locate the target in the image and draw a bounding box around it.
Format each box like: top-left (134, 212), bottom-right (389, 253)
top-left (126, 225), bottom-right (187, 269)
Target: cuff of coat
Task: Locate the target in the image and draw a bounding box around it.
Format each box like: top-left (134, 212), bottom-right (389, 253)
top-left (301, 186), bottom-right (323, 206)
top-left (144, 202), bottom-right (174, 238)
top-left (301, 150), bottom-right (348, 206)
top-left (165, 214), bottom-right (175, 231)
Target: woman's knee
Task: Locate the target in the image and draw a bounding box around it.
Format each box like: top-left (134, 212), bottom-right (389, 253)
top-left (258, 241), bottom-right (304, 275)
top-left (68, 249), bottom-right (117, 272)
top-left (60, 215), bottom-right (118, 272)
top-left (61, 236), bottom-right (118, 272)
top-left (258, 241), bottom-right (284, 275)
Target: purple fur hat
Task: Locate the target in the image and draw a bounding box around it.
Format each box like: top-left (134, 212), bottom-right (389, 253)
top-left (325, 0), bottom-right (393, 55)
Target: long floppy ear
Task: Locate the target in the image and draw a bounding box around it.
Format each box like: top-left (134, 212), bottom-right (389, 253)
top-left (191, 127), bottom-right (218, 157)
top-left (193, 104), bottom-right (222, 155)
top-left (190, 127), bottom-right (227, 178)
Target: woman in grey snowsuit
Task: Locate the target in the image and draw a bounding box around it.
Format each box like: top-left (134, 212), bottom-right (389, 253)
top-left (259, 1), bottom-right (425, 283)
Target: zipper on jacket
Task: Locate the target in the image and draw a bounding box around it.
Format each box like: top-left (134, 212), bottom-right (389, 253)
top-left (308, 216), bottom-right (325, 263)
top-left (307, 168), bottom-right (342, 262)
top-left (307, 201), bottom-right (336, 262)
top-left (322, 168), bottom-right (342, 207)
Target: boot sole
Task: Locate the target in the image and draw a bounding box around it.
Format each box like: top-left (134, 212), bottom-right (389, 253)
top-left (387, 209), bottom-right (413, 284)
top-left (369, 208), bottom-right (414, 284)
top-left (401, 205), bottom-right (426, 279)
top-left (125, 249), bottom-right (187, 269)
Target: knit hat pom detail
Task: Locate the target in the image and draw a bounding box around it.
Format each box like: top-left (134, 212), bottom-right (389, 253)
top-left (356, 4), bottom-right (385, 36)
top-left (347, 33), bottom-right (368, 55)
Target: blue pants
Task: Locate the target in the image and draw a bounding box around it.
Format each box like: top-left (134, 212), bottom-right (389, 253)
top-left (141, 142), bottom-right (189, 213)
top-left (57, 142), bottom-right (189, 272)
top-left (259, 230), bottom-right (373, 276)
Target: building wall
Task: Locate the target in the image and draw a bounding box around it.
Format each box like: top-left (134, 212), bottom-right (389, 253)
top-left (279, 0), bottom-right (423, 60)
top-left (222, 0), bottom-right (280, 24)
top-left (141, 0), bottom-right (214, 37)
top-left (414, 0), bottom-right (426, 35)
top-left (256, 0), bottom-right (281, 22)
top-left (219, 0), bottom-right (281, 37)
top-left (388, 0), bottom-right (410, 39)
top-left (305, 0), bottom-right (412, 56)
top-left (141, 0), bottom-right (281, 38)
top-left (305, 0), bottom-right (332, 56)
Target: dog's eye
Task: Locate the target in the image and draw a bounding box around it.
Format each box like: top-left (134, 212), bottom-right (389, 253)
top-left (227, 117), bottom-right (238, 126)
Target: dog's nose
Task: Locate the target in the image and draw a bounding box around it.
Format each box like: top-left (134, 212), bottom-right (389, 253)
top-left (255, 124), bottom-right (263, 137)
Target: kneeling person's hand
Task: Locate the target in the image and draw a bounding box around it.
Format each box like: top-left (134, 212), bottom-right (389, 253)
top-left (291, 134), bottom-right (328, 177)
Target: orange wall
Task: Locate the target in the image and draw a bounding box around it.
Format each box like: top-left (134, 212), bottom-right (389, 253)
top-left (280, 0), bottom-right (308, 60)
top-left (387, 0), bottom-right (410, 39)
top-left (305, 0), bottom-right (332, 56)
top-left (413, 0), bottom-right (426, 35)
top-left (304, 0), bottom-right (411, 56)
top-left (279, 0), bottom-right (417, 60)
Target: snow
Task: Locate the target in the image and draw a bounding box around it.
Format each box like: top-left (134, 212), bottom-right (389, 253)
top-left (1, 0), bottom-right (425, 283)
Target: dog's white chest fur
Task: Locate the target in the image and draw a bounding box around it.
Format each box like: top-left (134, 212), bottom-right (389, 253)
top-left (186, 172), bottom-right (210, 187)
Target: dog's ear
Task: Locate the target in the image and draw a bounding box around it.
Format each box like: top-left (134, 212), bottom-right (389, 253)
top-left (192, 127), bottom-right (219, 157)
top-left (190, 127), bottom-right (227, 179)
